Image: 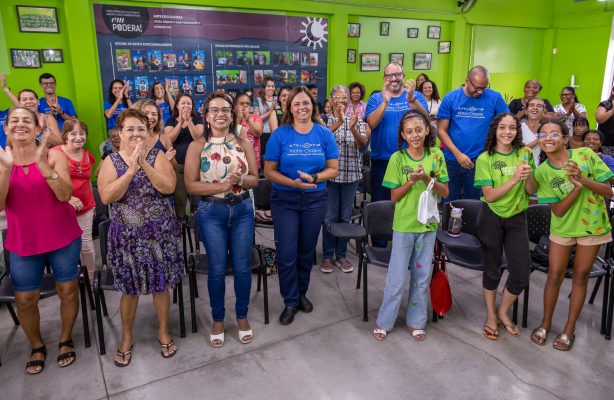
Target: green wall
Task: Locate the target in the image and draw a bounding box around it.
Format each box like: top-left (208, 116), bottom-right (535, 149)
top-left (1, 0), bottom-right (612, 150)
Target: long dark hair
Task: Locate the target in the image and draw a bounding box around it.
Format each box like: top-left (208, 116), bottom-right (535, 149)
top-left (419, 80), bottom-right (440, 101)
top-left (203, 91), bottom-right (236, 142)
top-left (260, 77), bottom-right (275, 101)
top-left (538, 117), bottom-right (569, 163)
top-left (561, 86), bottom-right (579, 103)
top-left (150, 80), bottom-right (171, 103)
top-left (172, 94), bottom-right (198, 120)
top-left (397, 109), bottom-right (435, 154)
top-left (108, 79), bottom-right (129, 106)
top-left (282, 86), bottom-right (321, 126)
top-left (484, 112), bottom-right (523, 155)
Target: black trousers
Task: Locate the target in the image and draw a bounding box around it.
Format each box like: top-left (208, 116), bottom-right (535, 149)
top-left (477, 203), bottom-right (530, 295)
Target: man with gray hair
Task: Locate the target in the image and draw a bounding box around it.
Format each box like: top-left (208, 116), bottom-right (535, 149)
top-left (437, 65), bottom-right (508, 201)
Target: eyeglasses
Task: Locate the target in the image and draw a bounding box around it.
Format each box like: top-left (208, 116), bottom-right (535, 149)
top-left (331, 96), bottom-right (349, 101)
top-left (537, 132), bottom-right (562, 139)
top-left (208, 107), bottom-right (232, 115)
top-left (467, 77), bottom-right (488, 94)
top-left (384, 72), bottom-right (404, 80)
top-left (237, 102), bottom-right (251, 107)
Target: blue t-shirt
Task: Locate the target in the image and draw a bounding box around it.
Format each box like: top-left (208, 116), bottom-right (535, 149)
top-left (364, 90), bottom-right (429, 160)
top-left (264, 123), bottom-right (340, 192)
top-left (38, 96), bottom-right (77, 130)
top-left (0, 109), bottom-right (7, 148)
top-left (159, 102), bottom-right (172, 124)
top-left (437, 87), bottom-right (509, 160)
top-left (601, 153), bottom-right (614, 173)
top-left (104, 100), bottom-right (129, 131)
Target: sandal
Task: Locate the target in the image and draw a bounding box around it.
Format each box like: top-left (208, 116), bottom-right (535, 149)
top-left (498, 321), bottom-right (520, 337)
top-left (57, 339), bottom-right (76, 368)
top-left (373, 328), bottom-right (387, 341)
top-left (239, 329), bottom-right (253, 344)
top-left (210, 332), bottom-right (225, 348)
top-left (25, 346), bottom-right (47, 375)
top-left (159, 339), bottom-right (177, 359)
top-left (531, 327), bottom-right (549, 346)
top-left (408, 327), bottom-right (426, 342)
top-left (553, 332), bottom-right (575, 351)
top-left (483, 323), bottom-right (499, 340)
top-left (114, 344), bottom-right (133, 367)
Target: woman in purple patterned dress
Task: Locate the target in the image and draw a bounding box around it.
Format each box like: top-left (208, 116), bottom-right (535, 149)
top-left (98, 108), bottom-right (184, 367)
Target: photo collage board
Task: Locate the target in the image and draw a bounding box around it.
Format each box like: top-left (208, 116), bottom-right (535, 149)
top-left (94, 5), bottom-right (328, 112)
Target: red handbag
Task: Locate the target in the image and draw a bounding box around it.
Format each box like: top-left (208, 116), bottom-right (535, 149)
top-left (430, 268), bottom-right (452, 317)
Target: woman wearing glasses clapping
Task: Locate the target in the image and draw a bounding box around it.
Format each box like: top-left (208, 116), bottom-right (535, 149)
top-left (185, 91), bottom-right (259, 347)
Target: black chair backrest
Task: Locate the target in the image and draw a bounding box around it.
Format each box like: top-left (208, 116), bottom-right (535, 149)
top-left (362, 168), bottom-right (372, 195)
top-left (361, 150), bottom-right (371, 169)
top-left (526, 204), bottom-right (551, 244)
top-left (92, 186), bottom-right (108, 218)
top-left (364, 200), bottom-right (395, 241)
top-left (98, 219), bottom-right (112, 267)
top-left (253, 178), bottom-right (272, 210)
top-left (441, 199), bottom-right (482, 237)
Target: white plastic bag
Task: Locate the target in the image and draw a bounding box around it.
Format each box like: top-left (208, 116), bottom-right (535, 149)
top-left (417, 178), bottom-right (440, 225)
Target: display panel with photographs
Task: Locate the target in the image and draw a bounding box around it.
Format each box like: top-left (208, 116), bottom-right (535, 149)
top-left (413, 53), bottom-right (432, 70)
top-left (389, 53), bottom-right (404, 66)
top-left (94, 5), bottom-right (329, 109)
top-left (17, 6), bottom-right (58, 33)
top-left (42, 49), bottom-right (63, 63)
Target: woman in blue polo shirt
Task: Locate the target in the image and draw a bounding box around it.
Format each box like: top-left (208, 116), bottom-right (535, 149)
top-left (264, 86), bottom-right (339, 325)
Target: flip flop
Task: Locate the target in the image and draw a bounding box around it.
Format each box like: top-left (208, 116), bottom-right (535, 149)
top-left (483, 323), bottom-right (499, 340)
top-left (553, 332), bottom-right (575, 351)
top-left (159, 339), bottom-right (177, 359)
top-left (114, 344), bottom-right (133, 367)
top-left (372, 328), bottom-right (387, 341)
top-left (498, 321), bottom-right (520, 337)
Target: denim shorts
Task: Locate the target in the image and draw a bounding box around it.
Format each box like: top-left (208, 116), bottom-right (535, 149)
top-left (9, 237), bottom-right (82, 292)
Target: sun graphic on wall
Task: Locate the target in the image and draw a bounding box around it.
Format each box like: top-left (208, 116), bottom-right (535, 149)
top-left (300, 17), bottom-right (328, 49)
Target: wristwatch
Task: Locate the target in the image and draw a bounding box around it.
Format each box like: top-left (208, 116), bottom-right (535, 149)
top-left (310, 173), bottom-right (319, 183)
top-left (44, 170), bottom-right (59, 180)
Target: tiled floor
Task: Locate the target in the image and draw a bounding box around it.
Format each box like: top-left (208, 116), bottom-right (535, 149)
top-left (0, 224), bottom-right (613, 400)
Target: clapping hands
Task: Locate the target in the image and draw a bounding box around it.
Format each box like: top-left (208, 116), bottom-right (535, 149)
top-left (294, 170), bottom-right (317, 190)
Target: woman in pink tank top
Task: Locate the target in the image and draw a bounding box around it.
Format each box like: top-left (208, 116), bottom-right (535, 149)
top-left (0, 107), bottom-right (82, 375)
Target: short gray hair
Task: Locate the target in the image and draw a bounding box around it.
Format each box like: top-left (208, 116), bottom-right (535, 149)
top-left (329, 85), bottom-right (349, 97)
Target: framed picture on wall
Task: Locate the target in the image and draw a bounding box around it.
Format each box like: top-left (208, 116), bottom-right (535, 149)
top-left (11, 49), bottom-right (41, 68)
top-left (42, 49), bottom-right (63, 63)
top-left (407, 28), bottom-right (419, 38)
top-left (427, 26), bottom-right (441, 39)
top-left (389, 53), bottom-right (404, 66)
top-left (413, 52), bottom-right (432, 70)
top-left (16, 6), bottom-right (59, 33)
top-left (360, 53), bottom-right (381, 72)
top-left (348, 23), bottom-right (361, 38)
top-left (438, 41), bottom-right (451, 54)
top-left (347, 49), bottom-right (356, 63)
top-left (380, 22), bottom-right (390, 36)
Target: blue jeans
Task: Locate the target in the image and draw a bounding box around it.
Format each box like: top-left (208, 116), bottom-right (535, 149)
top-left (10, 237), bottom-right (82, 292)
top-left (271, 188), bottom-right (327, 307)
top-left (444, 158), bottom-right (481, 202)
top-left (197, 198), bottom-right (255, 321)
top-left (322, 180), bottom-right (360, 260)
top-left (376, 230), bottom-right (436, 331)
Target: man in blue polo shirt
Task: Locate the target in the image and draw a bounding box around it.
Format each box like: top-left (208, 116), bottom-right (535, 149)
top-left (437, 65), bottom-right (508, 201)
top-left (38, 73), bottom-right (77, 129)
top-left (365, 62), bottom-right (428, 204)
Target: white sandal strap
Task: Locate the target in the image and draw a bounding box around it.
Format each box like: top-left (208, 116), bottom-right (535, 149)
top-left (210, 332), bottom-right (225, 347)
top-left (411, 329), bottom-right (426, 337)
top-left (239, 329), bottom-right (253, 343)
top-left (373, 328), bottom-right (387, 336)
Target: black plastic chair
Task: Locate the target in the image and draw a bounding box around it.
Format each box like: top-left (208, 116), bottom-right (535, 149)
top-left (435, 200), bottom-right (527, 325)
top-left (91, 186), bottom-right (109, 239)
top-left (0, 229), bottom-right (92, 366)
top-left (93, 219), bottom-right (186, 356)
top-left (357, 200), bottom-right (395, 321)
top-left (528, 204), bottom-right (612, 339)
top-left (186, 216), bottom-right (267, 331)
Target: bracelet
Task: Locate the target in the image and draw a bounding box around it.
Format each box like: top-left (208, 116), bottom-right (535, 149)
top-left (310, 173), bottom-right (319, 183)
top-left (238, 175), bottom-right (245, 187)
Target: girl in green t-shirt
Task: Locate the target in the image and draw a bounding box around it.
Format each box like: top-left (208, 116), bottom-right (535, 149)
top-left (373, 110), bottom-right (449, 342)
top-left (532, 118), bottom-right (614, 351)
top-left (474, 113), bottom-right (537, 340)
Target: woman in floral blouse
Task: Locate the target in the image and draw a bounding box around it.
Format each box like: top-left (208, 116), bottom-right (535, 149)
top-left (184, 91), bottom-right (259, 347)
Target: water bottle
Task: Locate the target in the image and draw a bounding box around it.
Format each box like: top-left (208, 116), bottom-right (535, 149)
top-left (447, 205), bottom-right (463, 237)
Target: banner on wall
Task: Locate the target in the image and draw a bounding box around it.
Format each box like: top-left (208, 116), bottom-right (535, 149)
top-left (93, 4), bottom-right (328, 113)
